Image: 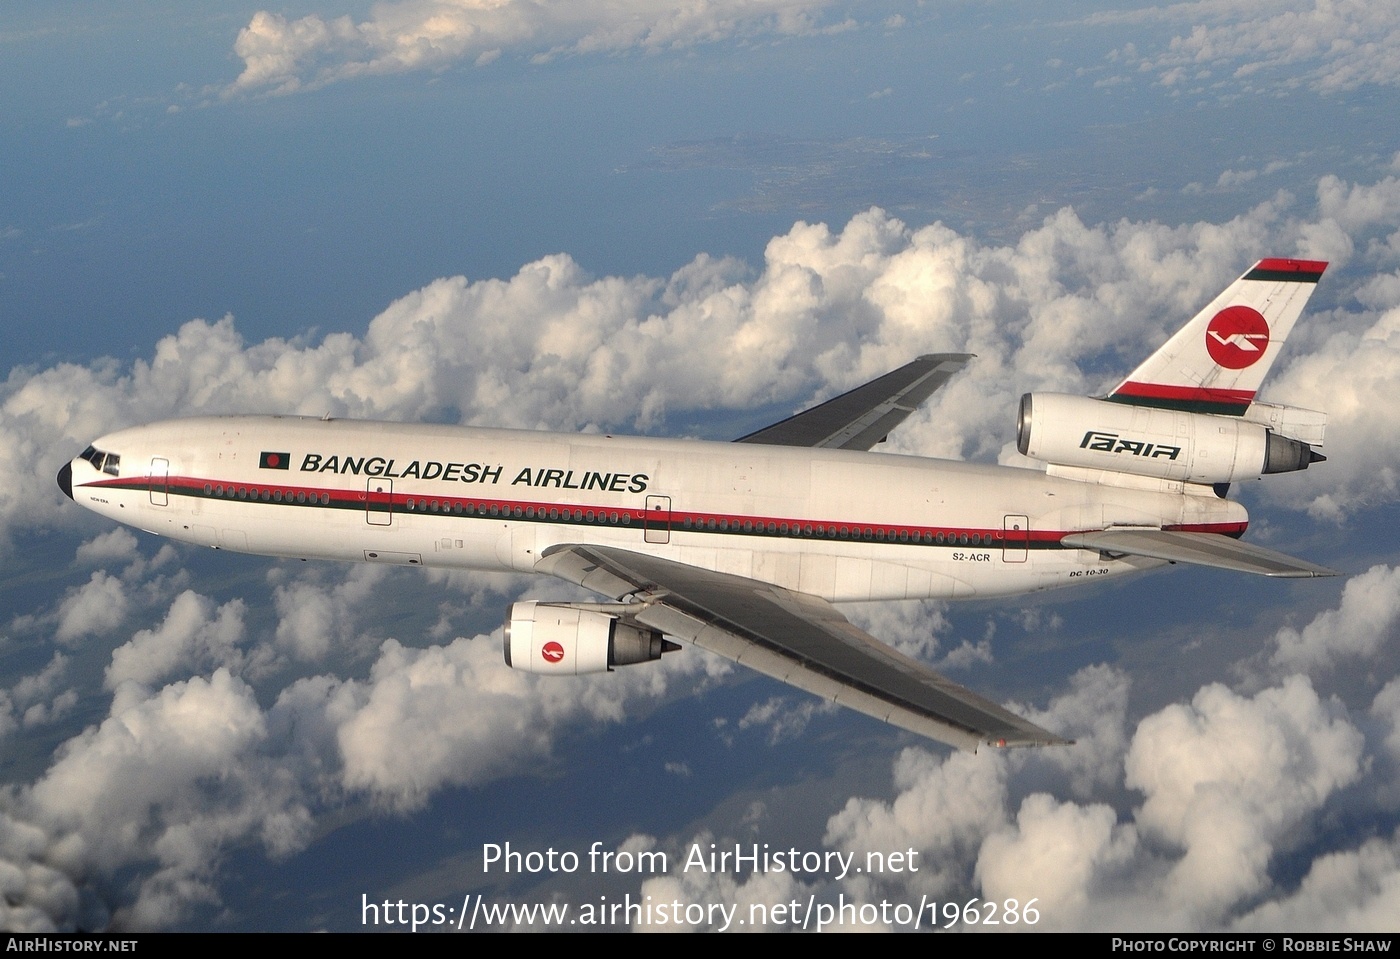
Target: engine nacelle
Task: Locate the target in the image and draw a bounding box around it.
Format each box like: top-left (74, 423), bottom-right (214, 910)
top-left (1016, 393), bottom-right (1324, 485)
top-left (503, 601), bottom-right (676, 675)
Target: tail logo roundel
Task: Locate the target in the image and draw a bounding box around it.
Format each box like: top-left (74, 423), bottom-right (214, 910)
top-left (541, 641), bottom-right (565, 664)
top-left (1206, 306), bottom-right (1271, 369)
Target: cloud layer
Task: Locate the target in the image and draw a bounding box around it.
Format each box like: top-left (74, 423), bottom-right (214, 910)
top-left (5, 171), bottom-right (1400, 929)
top-left (1096, 1), bottom-right (1400, 96)
top-left (226, 0), bottom-right (839, 96)
top-left (9, 172), bottom-right (1400, 544)
top-left (634, 565), bottom-right (1400, 931)
top-left (220, 2), bottom-right (1400, 101)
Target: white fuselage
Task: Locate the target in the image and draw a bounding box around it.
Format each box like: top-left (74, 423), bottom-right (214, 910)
top-left (65, 415), bottom-right (1249, 601)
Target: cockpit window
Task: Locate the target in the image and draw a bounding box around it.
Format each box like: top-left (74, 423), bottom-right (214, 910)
top-left (79, 446), bottom-right (120, 476)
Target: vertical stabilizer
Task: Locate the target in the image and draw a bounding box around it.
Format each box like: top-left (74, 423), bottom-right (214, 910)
top-left (1108, 258), bottom-right (1326, 415)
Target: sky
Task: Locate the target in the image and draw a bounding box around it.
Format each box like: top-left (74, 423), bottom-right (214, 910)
top-left (3, 0), bottom-right (1400, 933)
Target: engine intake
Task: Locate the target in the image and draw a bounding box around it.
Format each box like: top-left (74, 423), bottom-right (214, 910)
top-left (1017, 393), bottom-right (1324, 485)
top-left (503, 601), bottom-right (678, 675)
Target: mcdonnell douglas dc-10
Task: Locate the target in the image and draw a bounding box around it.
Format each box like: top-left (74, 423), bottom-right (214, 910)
top-left (58, 259), bottom-right (1335, 749)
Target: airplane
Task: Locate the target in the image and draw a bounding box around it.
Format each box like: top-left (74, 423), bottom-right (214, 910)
top-left (56, 257), bottom-right (1335, 751)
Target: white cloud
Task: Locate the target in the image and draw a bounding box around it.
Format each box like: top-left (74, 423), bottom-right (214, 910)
top-left (1270, 564), bottom-right (1400, 673)
top-left (824, 747), bottom-right (1009, 898)
top-left (1014, 664), bottom-right (1133, 799)
top-left (811, 671), bottom-right (1370, 932)
top-left (225, 0), bottom-right (838, 97)
top-left (976, 793), bottom-right (1137, 931)
top-left (74, 528), bottom-right (139, 565)
top-left (9, 171), bottom-right (1400, 928)
top-left (11, 173), bottom-right (1400, 545)
top-left (271, 564), bottom-right (388, 662)
top-left (0, 653), bottom-right (73, 741)
top-left (736, 695), bottom-right (836, 743)
top-left (54, 571), bottom-right (129, 645)
top-left (635, 831), bottom-right (806, 931)
top-left (845, 599), bottom-right (950, 660)
top-left (1125, 676), bottom-right (1364, 924)
top-left (1095, 2), bottom-right (1400, 96)
top-left (104, 591), bottom-right (246, 692)
top-left (16, 668), bottom-right (310, 929)
top-left (1233, 831), bottom-right (1400, 931)
top-left (272, 620), bottom-right (726, 811)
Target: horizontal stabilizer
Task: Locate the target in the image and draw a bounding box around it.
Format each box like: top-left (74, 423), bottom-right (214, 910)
top-left (1060, 529), bottom-right (1337, 578)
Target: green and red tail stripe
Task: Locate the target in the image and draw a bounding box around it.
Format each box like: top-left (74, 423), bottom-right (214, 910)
top-left (1243, 258), bottom-right (1327, 283)
top-left (1107, 382), bottom-right (1256, 416)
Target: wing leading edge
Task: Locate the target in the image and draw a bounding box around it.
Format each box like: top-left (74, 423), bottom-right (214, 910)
top-left (535, 543), bottom-right (1066, 750)
top-left (735, 353), bottom-right (973, 451)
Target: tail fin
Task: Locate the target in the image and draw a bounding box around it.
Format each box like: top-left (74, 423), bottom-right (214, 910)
top-left (1108, 258), bottom-right (1327, 416)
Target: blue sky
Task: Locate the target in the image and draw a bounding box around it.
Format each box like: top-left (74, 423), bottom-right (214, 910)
top-left (4, 0), bottom-right (1400, 932)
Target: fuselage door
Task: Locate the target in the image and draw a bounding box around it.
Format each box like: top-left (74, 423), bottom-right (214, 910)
top-left (149, 457), bottom-right (169, 506)
top-left (1003, 514), bottom-right (1029, 563)
top-left (644, 494), bottom-right (671, 545)
top-left (367, 478), bottom-right (393, 526)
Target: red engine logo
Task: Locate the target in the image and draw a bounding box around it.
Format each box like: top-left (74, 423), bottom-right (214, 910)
top-left (541, 641), bottom-right (565, 663)
top-left (1205, 306), bottom-right (1270, 369)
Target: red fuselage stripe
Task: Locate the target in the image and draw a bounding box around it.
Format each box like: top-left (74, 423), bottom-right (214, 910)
top-left (83, 474), bottom-right (1249, 546)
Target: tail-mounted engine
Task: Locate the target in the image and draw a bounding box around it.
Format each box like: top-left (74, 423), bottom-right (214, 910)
top-left (1017, 393), bottom-right (1325, 485)
top-left (503, 600), bottom-right (680, 675)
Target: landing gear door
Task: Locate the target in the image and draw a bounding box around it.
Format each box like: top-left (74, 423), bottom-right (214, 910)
top-left (644, 494), bottom-right (671, 545)
top-left (149, 458), bottom-right (169, 507)
top-left (367, 478), bottom-right (393, 526)
top-left (1003, 514), bottom-right (1029, 563)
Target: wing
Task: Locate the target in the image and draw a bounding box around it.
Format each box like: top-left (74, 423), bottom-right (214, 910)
top-left (735, 354), bottom-right (973, 451)
top-left (1061, 529), bottom-right (1337, 578)
top-left (535, 543), bottom-right (1066, 750)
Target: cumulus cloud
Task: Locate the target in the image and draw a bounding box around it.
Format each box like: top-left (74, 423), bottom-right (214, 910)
top-left (635, 831), bottom-right (806, 930)
top-left (2, 608), bottom-right (727, 927)
top-left (270, 564), bottom-right (388, 662)
top-left (74, 528), bottom-right (139, 565)
top-left (1014, 664), bottom-right (1133, 799)
top-left (1234, 832), bottom-right (1400, 931)
top-left (813, 674), bottom-right (1369, 932)
top-left (1094, 1), bottom-right (1400, 95)
top-left (1269, 564), bottom-right (1400, 673)
top-left (54, 571), bottom-right (129, 645)
top-left (225, 0), bottom-right (838, 97)
top-left (12, 172), bottom-right (1400, 547)
top-left (9, 172), bottom-right (1400, 928)
top-left (320, 625), bottom-right (727, 809)
top-left (104, 590), bottom-right (246, 692)
top-left (1124, 676), bottom-right (1364, 924)
top-left (825, 748), bottom-right (1009, 899)
top-left (795, 571), bottom-right (1390, 933)
top-left (14, 668), bottom-right (308, 929)
top-left (0, 653), bottom-right (74, 740)
top-left (736, 695), bottom-right (836, 744)
top-left (976, 793), bottom-right (1137, 931)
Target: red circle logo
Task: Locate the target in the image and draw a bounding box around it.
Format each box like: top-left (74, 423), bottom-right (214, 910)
top-left (541, 641), bottom-right (565, 663)
top-left (265, 453), bottom-right (280, 467)
top-left (1205, 306), bottom-right (1270, 369)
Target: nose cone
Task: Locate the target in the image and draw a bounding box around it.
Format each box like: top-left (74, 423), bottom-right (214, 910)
top-left (57, 461), bottom-right (73, 500)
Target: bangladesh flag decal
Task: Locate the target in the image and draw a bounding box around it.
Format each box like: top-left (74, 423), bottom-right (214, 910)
top-left (259, 451), bottom-right (291, 470)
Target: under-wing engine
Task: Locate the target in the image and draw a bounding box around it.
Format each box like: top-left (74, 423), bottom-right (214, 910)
top-left (1016, 393), bottom-right (1325, 484)
top-left (503, 600), bottom-right (679, 675)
